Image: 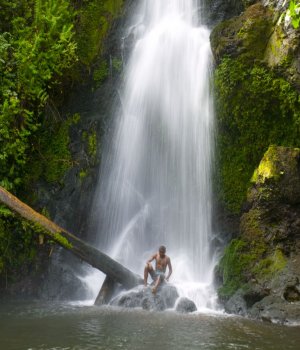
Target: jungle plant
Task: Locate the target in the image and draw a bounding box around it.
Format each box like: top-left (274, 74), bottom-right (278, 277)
top-left (0, 0), bottom-right (77, 191)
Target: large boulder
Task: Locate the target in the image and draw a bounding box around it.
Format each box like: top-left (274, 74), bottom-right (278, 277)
top-left (175, 297), bottom-right (197, 313)
top-left (210, 3), bottom-right (274, 64)
top-left (224, 290), bottom-right (248, 316)
top-left (110, 284), bottom-right (179, 312)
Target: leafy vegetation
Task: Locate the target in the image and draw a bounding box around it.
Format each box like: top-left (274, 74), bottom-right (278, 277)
top-left (286, 0), bottom-right (300, 29)
top-left (0, 207), bottom-right (40, 277)
top-left (0, 0), bottom-right (124, 285)
top-left (0, 0), bottom-right (76, 191)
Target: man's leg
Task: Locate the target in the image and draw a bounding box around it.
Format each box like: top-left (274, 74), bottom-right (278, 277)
top-left (144, 263), bottom-right (154, 286)
top-left (152, 276), bottom-right (161, 294)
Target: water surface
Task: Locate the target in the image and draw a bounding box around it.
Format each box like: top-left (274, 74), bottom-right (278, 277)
top-left (1, 302), bottom-right (300, 350)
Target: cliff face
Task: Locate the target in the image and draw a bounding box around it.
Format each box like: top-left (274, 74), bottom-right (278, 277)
top-left (211, 1), bottom-right (300, 323)
top-left (211, 1), bottom-right (300, 214)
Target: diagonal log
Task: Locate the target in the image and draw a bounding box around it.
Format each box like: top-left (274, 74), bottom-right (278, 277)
top-left (0, 186), bottom-right (143, 290)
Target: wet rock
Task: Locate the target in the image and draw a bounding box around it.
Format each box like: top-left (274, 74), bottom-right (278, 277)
top-left (110, 284), bottom-right (179, 312)
top-left (249, 295), bottom-right (300, 325)
top-left (283, 276), bottom-right (300, 302)
top-left (202, 0), bottom-right (245, 26)
top-left (284, 286), bottom-right (300, 302)
top-left (141, 291), bottom-right (166, 312)
top-left (159, 285), bottom-right (179, 308)
top-left (224, 290), bottom-right (247, 316)
top-left (175, 297), bottom-right (197, 313)
top-left (114, 290), bottom-right (144, 308)
top-left (243, 285), bottom-right (270, 309)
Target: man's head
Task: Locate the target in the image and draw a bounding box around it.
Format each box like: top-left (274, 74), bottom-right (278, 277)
top-left (159, 245), bottom-right (166, 257)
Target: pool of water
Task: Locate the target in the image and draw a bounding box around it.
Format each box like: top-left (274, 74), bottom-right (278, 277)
top-left (1, 302), bottom-right (300, 350)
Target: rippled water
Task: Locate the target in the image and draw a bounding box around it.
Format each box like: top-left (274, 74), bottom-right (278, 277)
top-left (1, 302), bottom-right (300, 350)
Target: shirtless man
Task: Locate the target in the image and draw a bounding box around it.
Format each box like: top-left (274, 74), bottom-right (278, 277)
top-left (144, 245), bottom-right (173, 294)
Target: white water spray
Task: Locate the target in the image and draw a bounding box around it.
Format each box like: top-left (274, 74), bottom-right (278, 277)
top-left (92, 0), bottom-right (216, 309)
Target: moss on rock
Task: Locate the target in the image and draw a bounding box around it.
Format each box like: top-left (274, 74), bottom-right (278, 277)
top-left (211, 2), bottom-right (300, 213)
top-left (214, 56), bottom-right (300, 212)
top-left (217, 146), bottom-right (298, 301)
top-left (210, 3), bottom-right (273, 64)
top-left (74, 0), bottom-right (124, 74)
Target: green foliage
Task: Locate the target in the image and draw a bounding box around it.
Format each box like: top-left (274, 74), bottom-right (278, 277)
top-left (0, 0), bottom-right (76, 191)
top-left (23, 114), bottom-right (78, 185)
top-left (0, 0), bottom-right (125, 282)
top-left (287, 0), bottom-right (300, 29)
top-left (0, 211), bottom-right (39, 276)
top-left (215, 57), bottom-right (300, 212)
top-left (41, 117), bottom-right (74, 183)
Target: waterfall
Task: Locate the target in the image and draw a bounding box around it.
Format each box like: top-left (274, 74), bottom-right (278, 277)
top-left (92, 0), bottom-right (216, 309)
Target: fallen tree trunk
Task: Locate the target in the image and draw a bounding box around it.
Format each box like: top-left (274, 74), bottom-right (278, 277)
top-left (94, 276), bottom-right (118, 305)
top-left (0, 186), bottom-right (143, 290)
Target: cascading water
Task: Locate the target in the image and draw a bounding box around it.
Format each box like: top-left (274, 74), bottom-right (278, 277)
top-left (91, 0), bottom-right (217, 309)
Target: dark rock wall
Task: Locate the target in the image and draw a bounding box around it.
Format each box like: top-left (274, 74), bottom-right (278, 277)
top-left (202, 0), bottom-right (246, 26)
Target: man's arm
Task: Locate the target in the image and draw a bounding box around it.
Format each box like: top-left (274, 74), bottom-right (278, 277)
top-left (146, 254), bottom-right (156, 265)
top-left (165, 257), bottom-right (173, 281)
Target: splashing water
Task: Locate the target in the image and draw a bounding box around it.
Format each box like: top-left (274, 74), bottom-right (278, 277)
top-left (91, 0), bottom-right (216, 309)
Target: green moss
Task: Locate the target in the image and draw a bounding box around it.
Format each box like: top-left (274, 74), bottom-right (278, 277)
top-left (218, 236), bottom-right (268, 300)
top-left (93, 60), bottom-right (109, 85)
top-left (112, 57), bottom-right (123, 72)
top-left (79, 169), bottom-right (88, 180)
top-left (218, 204), bottom-right (288, 300)
top-left (237, 4), bottom-right (274, 62)
top-left (253, 249), bottom-right (287, 278)
top-left (82, 128), bottom-right (98, 164)
top-left (43, 119), bottom-right (73, 183)
top-left (88, 131), bottom-right (97, 160)
top-left (215, 57), bottom-right (300, 212)
top-left (218, 239), bottom-right (249, 299)
top-left (75, 0), bottom-right (124, 67)
top-left (53, 232), bottom-right (73, 250)
top-left (211, 3), bottom-right (273, 65)
top-left (251, 146), bottom-right (282, 184)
